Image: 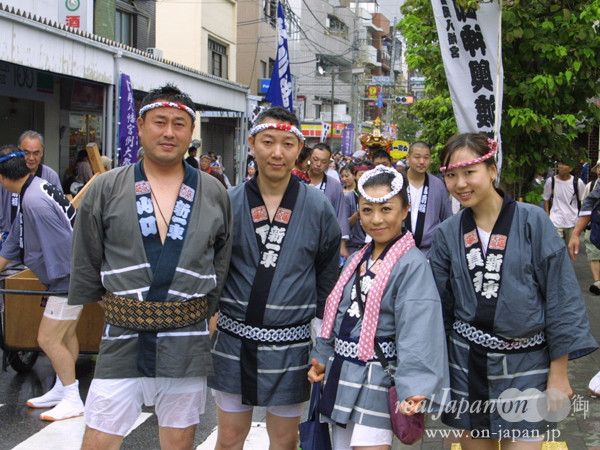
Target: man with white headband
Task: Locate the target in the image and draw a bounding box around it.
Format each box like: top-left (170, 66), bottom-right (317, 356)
top-left (69, 83), bottom-right (233, 449)
top-left (209, 106), bottom-right (341, 449)
top-left (0, 144), bottom-right (81, 421)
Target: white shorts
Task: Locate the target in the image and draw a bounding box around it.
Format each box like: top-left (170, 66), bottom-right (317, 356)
top-left (43, 296), bottom-right (82, 321)
top-left (85, 377), bottom-right (207, 436)
top-left (212, 389), bottom-right (304, 418)
top-left (332, 421), bottom-right (393, 449)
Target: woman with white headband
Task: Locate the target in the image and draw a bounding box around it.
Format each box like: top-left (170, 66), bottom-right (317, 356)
top-left (430, 132), bottom-right (597, 448)
top-left (309, 165), bottom-right (449, 449)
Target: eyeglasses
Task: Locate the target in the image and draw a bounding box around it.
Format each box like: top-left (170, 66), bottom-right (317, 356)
top-left (22, 150), bottom-right (42, 158)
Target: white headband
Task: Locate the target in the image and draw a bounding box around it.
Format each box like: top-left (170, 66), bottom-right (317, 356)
top-left (357, 165), bottom-right (404, 203)
top-left (249, 123), bottom-right (305, 141)
top-left (139, 101), bottom-right (196, 121)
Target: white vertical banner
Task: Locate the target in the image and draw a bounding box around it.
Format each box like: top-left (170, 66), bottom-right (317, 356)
top-left (431, 0), bottom-right (503, 168)
top-left (321, 122), bottom-right (331, 143)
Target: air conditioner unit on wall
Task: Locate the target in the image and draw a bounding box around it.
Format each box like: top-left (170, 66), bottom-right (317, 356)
top-left (146, 48), bottom-right (164, 59)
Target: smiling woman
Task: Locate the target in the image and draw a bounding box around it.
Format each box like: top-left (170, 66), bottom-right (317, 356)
top-left (429, 132), bottom-right (598, 449)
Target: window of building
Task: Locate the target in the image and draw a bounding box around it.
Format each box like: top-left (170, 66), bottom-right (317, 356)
top-left (209, 39), bottom-right (228, 79)
top-left (261, 61), bottom-right (267, 79)
top-left (115, 10), bottom-right (134, 46)
top-left (268, 58), bottom-right (275, 79)
top-left (264, 0), bottom-right (277, 25)
top-left (326, 15), bottom-right (348, 38)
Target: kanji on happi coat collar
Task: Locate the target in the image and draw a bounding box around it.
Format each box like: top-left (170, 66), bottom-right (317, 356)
top-left (405, 173), bottom-right (430, 247)
top-left (460, 194), bottom-right (516, 432)
top-left (133, 161), bottom-right (198, 376)
top-left (241, 175), bottom-right (301, 405)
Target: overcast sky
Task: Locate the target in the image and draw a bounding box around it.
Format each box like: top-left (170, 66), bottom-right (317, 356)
top-left (376, 0), bottom-right (404, 23)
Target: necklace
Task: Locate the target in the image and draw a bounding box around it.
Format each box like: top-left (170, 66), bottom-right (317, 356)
top-left (150, 189), bottom-right (170, 229)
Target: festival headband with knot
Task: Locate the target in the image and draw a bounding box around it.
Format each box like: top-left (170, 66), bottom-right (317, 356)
top-left (440, 138), bottom-right (498, 172)
top-left (248, 123), bottom-right (305, 142)
top-left (0, 151), bottom-right (25, 164)
top-left (138, 101), bottom-right (196, 121)
top-left (357, 165), bottom-right (404, 203)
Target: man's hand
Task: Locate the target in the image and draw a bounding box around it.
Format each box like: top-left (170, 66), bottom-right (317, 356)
top-left (568, 215), bottom-right (591, 261)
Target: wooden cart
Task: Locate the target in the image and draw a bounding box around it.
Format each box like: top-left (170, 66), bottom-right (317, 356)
top-left (0, 268), bottom-right (104, 372)
top-left (0, 269), bottom-right (104, 372)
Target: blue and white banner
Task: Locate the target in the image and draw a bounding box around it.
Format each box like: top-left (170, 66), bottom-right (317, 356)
top-left (265, 2), bottom-right (294, 112)
top-left (118, 73), bottom-right (139, 166)
top-left (431, 0), bottom-right (503, 170)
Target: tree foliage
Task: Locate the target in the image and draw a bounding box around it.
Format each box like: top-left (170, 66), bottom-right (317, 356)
top-left (399, 0), bottom-right (600, 197)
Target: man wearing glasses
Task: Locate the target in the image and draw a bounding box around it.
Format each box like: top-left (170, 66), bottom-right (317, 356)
top-left (0, 131), bottom-right (62, 247)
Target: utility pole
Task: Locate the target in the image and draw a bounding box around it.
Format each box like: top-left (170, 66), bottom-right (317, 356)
top-left (330, 67), bottom-right (336, 138)
top-left (386, 17), bottom-right (397, 126)
top-left (350, 0), bottom-right (361, 139)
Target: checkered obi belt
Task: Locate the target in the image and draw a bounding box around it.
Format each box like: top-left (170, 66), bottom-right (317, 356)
top-left (217, 312), bottom-right (311, 344)
top-left (102, 292), bottom-right (209, 331)
top-left (453, 319), bottom-right (546, 353)
top-left (334, 335), bottom-right (396, 363)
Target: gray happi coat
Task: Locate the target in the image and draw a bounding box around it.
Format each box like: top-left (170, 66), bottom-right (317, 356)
top-left (209, 180), bottom-right (341, 405)
top-left (68, 164), bottom-right (232, 379)
top-left (311, 246), bottom-right (449, 430)
top-left (1, 177), bottom-right (73, 292)
top-left (429, 201), bottom-right (597, 435)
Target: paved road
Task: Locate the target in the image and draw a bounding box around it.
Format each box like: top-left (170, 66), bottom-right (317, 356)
top-left (1, 246), bottom-right (600, 449)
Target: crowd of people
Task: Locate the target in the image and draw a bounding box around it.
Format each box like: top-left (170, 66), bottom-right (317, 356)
top-left (0, 83), bottom-right (598, 450)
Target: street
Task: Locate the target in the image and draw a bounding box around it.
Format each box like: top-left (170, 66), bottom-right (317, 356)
top-left (1, 247), bottom-right (600, 449)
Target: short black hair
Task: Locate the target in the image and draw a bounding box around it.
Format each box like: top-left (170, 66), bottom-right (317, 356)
top-left (254, 106), bottom-right (300, 128)
top-left (0, 144), bottom-right (30, 180)
top-left (139, 83), bottom-right (196, 121)
top-left (372, 150), bottom-right (391, 162)
top-left (312, 143), bottom-right (332, 156)
top-left (409, 141), bottom-right (430, 154)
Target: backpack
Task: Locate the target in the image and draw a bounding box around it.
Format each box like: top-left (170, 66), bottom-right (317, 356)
top-left (549, 175), bottom-right (581, 212)
top-left (589, 199), bottom-right (600, 249)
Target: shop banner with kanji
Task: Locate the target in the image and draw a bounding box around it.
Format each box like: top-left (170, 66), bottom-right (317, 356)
top-left (431, 0), bottom-right (503, 139)
top-left (118, 73), bottom-right (138, 166)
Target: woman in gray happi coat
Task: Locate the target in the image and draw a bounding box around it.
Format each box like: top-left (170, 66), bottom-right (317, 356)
top-left (430, 133), bottom-right (597, 449)
top-left (310, 166), bottom-right (449, 449)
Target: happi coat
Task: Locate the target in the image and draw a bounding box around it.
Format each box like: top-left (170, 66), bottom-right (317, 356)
top-left (0, 164), bottom-right (62, 233)
top-left (315, 174), bottom-right (351, 239)
top-left (311, 243), bottom-right (449, 430)
top-left (405, 173), bottom-right (452, 257)
top-left (344, 190), bottom-right (368, 254)
top-left (209, 177), bottom-right (341, 406)
top-left (429, 197), bottom-right (597, 436)
top-left (68, 163), bottom-right (232, 379)
top-left (0, 176), bottom-right (74, 292)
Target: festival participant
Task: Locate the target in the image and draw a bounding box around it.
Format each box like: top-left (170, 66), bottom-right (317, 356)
top-left (308, 142), bottom-right (350, 259)
top-left (0, 131), bottom-right (62, 239)
top-left (209, 106), bottom-right (341, 450)
top-left (291, 146), bottom-right (311, 183)
top-left (309, 165), bottom-right (448, 449)
top-left (245, 160), bottom-right (257, 181)
top-left (404, 141), bottom-right (452, 257)
top-left (69, 83), bottom-right (233, 449)
top-left (344, 163), bottom-right (374, 255)
top-left (0, 144), bottom-right (81, 421)
top-left (430, 133), bottom-right (597, 448)
top-left (340, 164), bottom-right (355, 194)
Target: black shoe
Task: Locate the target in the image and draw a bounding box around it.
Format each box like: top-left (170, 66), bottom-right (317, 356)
top-left (590, 283), bottom-right (600, 295)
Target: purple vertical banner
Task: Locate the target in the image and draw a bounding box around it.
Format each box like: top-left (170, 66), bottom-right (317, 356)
top-left (118, 73), bottom-right (138, 166)
top-left (341, 126), bottom-right (354, 156)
